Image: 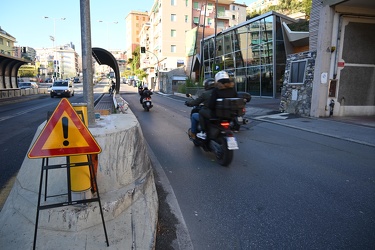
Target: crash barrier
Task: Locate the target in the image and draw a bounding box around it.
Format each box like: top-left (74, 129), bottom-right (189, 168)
top-left (0, 102), bottom-right (158, 249)
top-left (0, 88), bottom-right (48, 99)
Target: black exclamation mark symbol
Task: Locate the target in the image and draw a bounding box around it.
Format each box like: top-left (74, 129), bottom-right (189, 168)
top-left (62, 117), bottom-right (69, 146)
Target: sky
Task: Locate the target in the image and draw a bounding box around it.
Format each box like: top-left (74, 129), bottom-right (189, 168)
top-left (1, 0), bottom-right (256, 56)
top-left (0, 0), bottom-right (154, 55)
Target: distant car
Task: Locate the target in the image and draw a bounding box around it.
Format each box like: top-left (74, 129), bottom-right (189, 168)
top-left (50, 80), bottom-right (74, 98)
top-left (73, 77), bottom-right (80, 83)
top-left (18, 82), bottom-right (38, 89)
top-left (45, 78), bottom-right (53, 83)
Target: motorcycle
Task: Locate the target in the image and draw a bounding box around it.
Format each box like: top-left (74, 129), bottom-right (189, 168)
top-left (139, 88), bottom-right (153, 111)
top-left (185, 94), bottom-right (244, 166)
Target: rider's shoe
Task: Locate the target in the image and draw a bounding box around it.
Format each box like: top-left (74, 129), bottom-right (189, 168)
top-left (188, 130), bottom-right (196, 139)
top-left (197, 131), bottom-right (206, 140)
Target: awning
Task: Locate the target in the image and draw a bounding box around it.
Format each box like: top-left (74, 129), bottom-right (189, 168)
top-left (172, 76), bottom-right (188, 81)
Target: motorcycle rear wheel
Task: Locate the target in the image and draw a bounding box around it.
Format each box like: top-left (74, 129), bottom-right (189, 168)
top-left (215, 136), bottom-right (233, 166)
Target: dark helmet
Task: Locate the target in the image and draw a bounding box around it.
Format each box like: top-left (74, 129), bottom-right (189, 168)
top-left (203, 78), bottom-right (215, 90)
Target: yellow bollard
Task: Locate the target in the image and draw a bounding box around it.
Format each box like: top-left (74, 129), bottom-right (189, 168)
top-left (71, 103), bottom-right (91, 197)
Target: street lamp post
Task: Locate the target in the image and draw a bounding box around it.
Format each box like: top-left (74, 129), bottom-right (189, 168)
top-left (44, 16), bottom-right (66, 80)
top-left (98, 20), bottom-right (118, 50)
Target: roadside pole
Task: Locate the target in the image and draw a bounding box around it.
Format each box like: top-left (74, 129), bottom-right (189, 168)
top-left (80, 0), bottom-right (95, 126)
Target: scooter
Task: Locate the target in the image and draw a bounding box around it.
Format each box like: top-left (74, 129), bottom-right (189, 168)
top-left (140, 88), bottom-right (153, 111)
top-left (185, 94), bottom-right (244, 166)
top-left (142, 96), bottom-right (153, 111)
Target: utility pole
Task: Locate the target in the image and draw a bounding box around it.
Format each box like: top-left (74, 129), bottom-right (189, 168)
top-left (140, 47), bottom-right (160, 90)
top-left (80, 0), bottom-right (95, 126)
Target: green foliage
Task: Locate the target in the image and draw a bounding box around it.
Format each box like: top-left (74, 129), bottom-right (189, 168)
top-left (246, 0), bottom-right (312, 20)
top-left (288, 20), bottom-right (309, 31)
top-left (126, 46), bottom-right (148, 80)
top-left (177, 83), bottom-right (186, 94)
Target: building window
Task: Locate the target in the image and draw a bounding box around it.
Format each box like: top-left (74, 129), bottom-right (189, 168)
top-left (0, 38), bottom-right (3, 45)
top-left (136, 16), bottom-right (139, 20)
top-left (193, 2), bottom-right (199, 9)
top-left (171, 29), bottom-right (176, 37)
top-left (217, 20), bottom-right (225, 29)
top-left (171, 14), bottom-right (177, 22)
top-left (217, 6), bottom-right (225, 17)
top-left (171, 45), bottom-right (176, 53)
top-left (289, 60), bottom-right (307, 84)
top-left (185, 0), bottom-right (188, 7)
top-left (232, 15), bottom-right (236, 20)
top-left (185, 15), bottom-right (188, 23)
top-left (193, 17), bottom-right (199, 24)
top-left (171, 0), bottom-right (176, 5)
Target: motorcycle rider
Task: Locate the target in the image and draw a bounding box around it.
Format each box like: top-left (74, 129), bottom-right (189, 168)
top-left (108, 80), bottom-right (116, 96)
top-left (198, 70), bottom-right (238, 139)
top-left (140, 84), bottom-right (153, 104)
top-left (185, 78), bottom-right (215, 140)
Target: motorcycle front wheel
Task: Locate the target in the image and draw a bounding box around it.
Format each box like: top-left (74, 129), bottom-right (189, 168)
top-left (215, 136), bottom-right (233, 166)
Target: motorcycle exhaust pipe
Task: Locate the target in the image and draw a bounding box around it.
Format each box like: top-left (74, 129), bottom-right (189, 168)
top-left (243, 118), bottom-right (249, 124)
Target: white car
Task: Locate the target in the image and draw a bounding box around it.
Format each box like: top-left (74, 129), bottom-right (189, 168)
top-left (50, 80), bottom-right (74, 98)
top-left (19, 82), bottom-right (38, 89)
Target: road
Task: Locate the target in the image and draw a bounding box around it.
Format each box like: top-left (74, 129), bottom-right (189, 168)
top-left (122, 87), bottom-right (375, 249)
top-left (1, 84), bottom-right (374, 249)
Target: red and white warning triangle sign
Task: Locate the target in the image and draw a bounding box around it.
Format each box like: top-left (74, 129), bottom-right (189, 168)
top-left (28, 98), bottom-right (102, 158)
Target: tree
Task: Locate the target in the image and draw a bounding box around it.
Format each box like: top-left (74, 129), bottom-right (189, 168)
top-left (128, 46), bottom-right (148, 81)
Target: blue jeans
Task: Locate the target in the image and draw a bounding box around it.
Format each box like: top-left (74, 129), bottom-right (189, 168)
top-left (191, 113), bottom-right (200, 134)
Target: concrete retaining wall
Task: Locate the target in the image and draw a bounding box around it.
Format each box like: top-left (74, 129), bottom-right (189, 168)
top-left (0, 111), bottom-right (158, 249)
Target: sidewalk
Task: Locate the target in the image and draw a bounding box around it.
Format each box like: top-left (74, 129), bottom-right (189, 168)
top-left (246, 97), bottom-right (375, 147)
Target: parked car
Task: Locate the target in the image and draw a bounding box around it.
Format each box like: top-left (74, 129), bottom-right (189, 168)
top-left (18, 82), bottom-right (38, 89)
top-left (45, 78), bottom-right (53, 83)
top-left (73, 77), bottom-right (80, 83)
top-left (50, 80), bottom-right (74, 98)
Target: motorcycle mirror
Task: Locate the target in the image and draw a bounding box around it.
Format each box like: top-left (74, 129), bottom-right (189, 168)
top-left (186, 93), bottom-right (192, 97)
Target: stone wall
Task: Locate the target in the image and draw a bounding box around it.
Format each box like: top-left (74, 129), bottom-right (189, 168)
top-left (280, 51), bottom-right (317, 117)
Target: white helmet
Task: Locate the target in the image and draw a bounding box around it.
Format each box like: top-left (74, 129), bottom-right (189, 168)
top-left (215, 70), bottom-right (230, 83)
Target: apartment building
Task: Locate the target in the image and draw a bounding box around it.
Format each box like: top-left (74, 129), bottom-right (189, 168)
top-left (139, 0), bottom-right (247, 92)
top-left (35, 44), bottom-right (79, 80)
top-left (0, 27), bottom-right (17, 57)
top-left (125, 11), bottom-right (150, 60)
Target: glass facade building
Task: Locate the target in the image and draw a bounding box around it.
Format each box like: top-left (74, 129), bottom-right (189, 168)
top-left (201, 12), bottom-right (296, 98)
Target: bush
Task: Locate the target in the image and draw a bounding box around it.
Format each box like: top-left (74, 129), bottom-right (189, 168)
top-left (177, 84), bottom-right (186, 94)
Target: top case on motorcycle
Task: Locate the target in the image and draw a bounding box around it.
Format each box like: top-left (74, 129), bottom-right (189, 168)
top-left (215, 98), bottom-right (245, 119)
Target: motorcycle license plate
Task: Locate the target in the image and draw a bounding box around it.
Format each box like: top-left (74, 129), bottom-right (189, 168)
top-left (227, 137), bottom-right (239, 150)
top-left (237, 116), bottom-right (243, 123)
